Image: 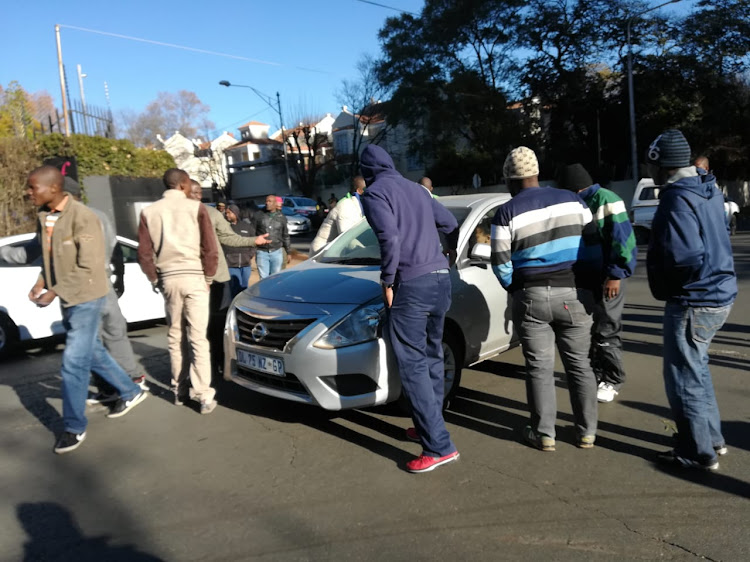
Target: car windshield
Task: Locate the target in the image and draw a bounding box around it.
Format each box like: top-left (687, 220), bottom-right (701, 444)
top-left (293, 197), bottom-right (317, 206)
top-left (638, 186), bottom-right (660, 201)
top-left (317, 206), bottom-right (470, 265)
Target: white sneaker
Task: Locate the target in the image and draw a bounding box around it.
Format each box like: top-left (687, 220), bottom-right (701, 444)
top-left (597, 382), bottom-right (618, 403)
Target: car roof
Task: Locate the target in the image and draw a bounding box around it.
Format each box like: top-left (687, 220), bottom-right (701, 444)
top-left (439, 192), bottom-right (512, 208)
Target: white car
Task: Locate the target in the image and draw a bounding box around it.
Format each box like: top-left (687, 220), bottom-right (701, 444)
top-left (224, 193), bottom-right (518, 411)
top-left (0, 233), bottom-right (165, 356)
top-left (630, 178), bottom-right (659, 245)
top-left (282, 196), bottom-right (318, 219)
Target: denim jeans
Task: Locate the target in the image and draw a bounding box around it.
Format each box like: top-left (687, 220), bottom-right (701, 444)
top-left (229, 266), bottom-right (252, 298)
top-left (61, 297), bottom-right (141, 434)
top-left (386, 270), bottom-right (456, 458)
top-left (511, 286), bottom-right (597, 439)
top-left (256, 249), bottom-right (283, 279)
top-left (591, 280), bottom-right (626, 388)
top-left (663, 301), bottom-right (731, 463)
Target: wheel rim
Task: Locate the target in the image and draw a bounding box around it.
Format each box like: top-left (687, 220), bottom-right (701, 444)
top-left (442, 341), bottom-right (456, 396)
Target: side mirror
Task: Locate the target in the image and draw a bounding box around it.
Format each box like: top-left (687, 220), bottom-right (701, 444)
top-left (470, 243), bottom-right (491, 261)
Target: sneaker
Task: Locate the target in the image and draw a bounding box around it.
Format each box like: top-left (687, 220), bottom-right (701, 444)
top-left (577, 435), bottom-right (596, 449)
top-left (406, 451), bottom-right (460, 473)
top-left (200, 400), bottom-right (217, 415)
top-left (714, 445), bottom-right (728, 456)
top-left (405, 427), bottom-right (421, 443)
top-left (132, 375), bottom-right (149, 391)
top-left (656, 449), bottom-right (719, 471)
top-left (597, 382), bottom-right (619, 403)
top-left (86, 392), bottom-right (118, 406)
top-left (54, 431), bottom-right (86, 454)
top-left (106, 391), bottom-right (148, 418)
top-left (522, 425), bottom-right (555, 452)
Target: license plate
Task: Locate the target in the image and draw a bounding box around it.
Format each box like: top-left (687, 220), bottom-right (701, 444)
top-left (237, 349), bottom-right (285, 377)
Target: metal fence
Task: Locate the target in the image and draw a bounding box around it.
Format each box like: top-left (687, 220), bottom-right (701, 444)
top-left (36, 100), bottom-right (114, 138)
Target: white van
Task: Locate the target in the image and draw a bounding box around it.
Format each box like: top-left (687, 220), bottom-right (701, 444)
top-left (630, 178), bottom-right (660, 244)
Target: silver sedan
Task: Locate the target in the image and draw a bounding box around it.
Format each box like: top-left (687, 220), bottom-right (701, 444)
top-left (223, 193), bottom-right (517, 410)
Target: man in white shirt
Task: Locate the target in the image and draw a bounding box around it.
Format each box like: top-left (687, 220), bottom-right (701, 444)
top-left (310, 176), bottom-right (365, 253)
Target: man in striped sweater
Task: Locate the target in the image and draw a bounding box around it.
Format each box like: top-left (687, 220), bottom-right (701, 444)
top-left (560, 164), bottom-right (637, 403)
top-left (491, 147), bottom-right (597, 452)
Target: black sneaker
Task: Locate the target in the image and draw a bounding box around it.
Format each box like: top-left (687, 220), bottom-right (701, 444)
top-left (107, 391), bottom-right (148, 418)
top-left (656, 449), bottom-right (719, 471)
top-left (86, 392), bottom-right (118, 406)
top-left (714, 444), bottom-right (728, 456)
top-left (54, 431), bottom-right (86, 454)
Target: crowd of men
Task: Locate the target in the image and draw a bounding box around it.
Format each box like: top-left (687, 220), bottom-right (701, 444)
top-left (24, 127), bottom-right (736, 475)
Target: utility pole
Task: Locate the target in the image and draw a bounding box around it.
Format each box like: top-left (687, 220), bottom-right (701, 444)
top-left (55, 24), bottom-right (70, 136)
top-left (77, 64), bottom-right (89, 135)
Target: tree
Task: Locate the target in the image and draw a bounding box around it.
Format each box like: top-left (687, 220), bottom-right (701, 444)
top-left (283, 116), bottom-right (332, 197)
top-left (120, 90), bottom-right (215, 147)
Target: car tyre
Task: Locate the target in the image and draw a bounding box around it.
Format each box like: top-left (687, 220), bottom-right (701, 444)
top-left (0, 312), bottom-right (20, 358)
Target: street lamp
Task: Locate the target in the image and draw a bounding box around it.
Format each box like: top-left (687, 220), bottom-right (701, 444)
top-left (627, 0), bottom-right (682, 184)
top-left (219, 80), bottom-right (292, 193)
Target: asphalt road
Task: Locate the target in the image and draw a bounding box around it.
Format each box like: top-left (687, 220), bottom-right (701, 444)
top-left (1, 234), bottom-right (749, 561)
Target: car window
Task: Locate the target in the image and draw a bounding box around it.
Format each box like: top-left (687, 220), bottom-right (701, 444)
top-left (0, 238), bottom-right (42, 267)
top-left (119, 242), bottom-right (139, 263)
top-left (281, 207), bottom-right (295, 216)
top-left (467, 206), bottom-right (501, 251)
top-left (294, 197), bottom-right (317, 206)
top-left (283, 199), bottom-right (294, 207)
top-left (638, 187), bottom-right (660, 201)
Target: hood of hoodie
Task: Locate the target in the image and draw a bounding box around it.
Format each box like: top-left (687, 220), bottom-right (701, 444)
top-left (360, 145), bottom-right (399, 186)
top-left (666, 166), bottom-right (719, 200)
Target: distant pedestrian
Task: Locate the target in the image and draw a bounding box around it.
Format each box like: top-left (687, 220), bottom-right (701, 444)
top-left (646, 130), bottom-right (737, 471)
top-left (26, 166), bottom-right (147, 454)
top-left (224, 204), bottom-right (256, 297)
top-left (310, 176), bottom-right (365, 253)
top-left (491, 148), bottom-right (597, 451)
top-left (138, 169), bottom-right (219, 414)
top-left (327, 192), bottom-right (338, 210)
top-left (419, 177), bottom-right (438, 198)
top-left (695, 156), bottom-right (739, 235)
top-left (216, 201), bottom-right (226, 214)
top-left (559, 164), bottom-right (637, 403)
top-left (254, 194), bottom-right (290, 279)
top-left (361, 145), bottom-right (460, 474)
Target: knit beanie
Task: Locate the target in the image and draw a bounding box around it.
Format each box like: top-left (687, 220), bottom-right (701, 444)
top-left (645, 129), bottom-right (691, 169)
top-left (560, 163), bottom-right (593, 192)
top-left (227, 204), bottom-right (241, 218)
top-left (503, 147), bottom-right (539, 179)
top-left (63, 176), bottom-right (81, 197)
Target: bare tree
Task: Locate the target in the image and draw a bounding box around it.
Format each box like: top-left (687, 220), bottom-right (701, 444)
top-left (282, 114), bottom-right (332, 197)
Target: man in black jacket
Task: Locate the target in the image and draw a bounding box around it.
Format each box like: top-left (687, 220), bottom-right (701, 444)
top-left (254, 194), bottom-right (290, 279)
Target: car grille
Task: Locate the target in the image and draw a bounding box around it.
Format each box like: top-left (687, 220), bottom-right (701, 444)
top-left (236, 367), bottom-right (309, 396)
top-left (236, 309), bottom-right (316, 350)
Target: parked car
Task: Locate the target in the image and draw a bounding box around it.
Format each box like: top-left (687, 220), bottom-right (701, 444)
top-left (281, 206), bottom-right (312, 235)
top-left (630, 178), bottom-right (659, 245)
top-left (0, 233), bottom-right (165, 357)
top-left (282, 196), bottom-right (318, 219)
top-left (224, 193), bottom-right (518, 411)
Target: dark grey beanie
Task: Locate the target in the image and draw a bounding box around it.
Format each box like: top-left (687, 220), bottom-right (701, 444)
top-left (646, 129), bottom-right (691, 168)
top-left (560, 163), bottom-right (593, 192)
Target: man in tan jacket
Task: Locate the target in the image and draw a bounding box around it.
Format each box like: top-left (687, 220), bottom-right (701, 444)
top-left (27, 166), bottom-right (147, 454)
top-left (138, 169), bottom-right (220, 413)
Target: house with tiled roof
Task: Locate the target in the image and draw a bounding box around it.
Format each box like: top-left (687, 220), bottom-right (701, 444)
top-left (223, 121), bottom-right (283, 170)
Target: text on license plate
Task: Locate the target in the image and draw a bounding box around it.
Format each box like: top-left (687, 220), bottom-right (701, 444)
top-left (237, 349), bottom-right (285, 377)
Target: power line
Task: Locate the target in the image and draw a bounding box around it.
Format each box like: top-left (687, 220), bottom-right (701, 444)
top-left (57, 24), bottom-right (334, 75)
top-left (353, 0), bottom-right (419, 16)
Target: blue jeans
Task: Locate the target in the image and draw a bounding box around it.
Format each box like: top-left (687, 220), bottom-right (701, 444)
top-left (256, 249), bottom-right (283, 279)
top-left (663, 302), bottom-right (731, 463)
top-left (229, 266), bottom-right (252, 298)
top-left (61, 297), bottom-right (141, 434)
top-left (511, 286), bottom-right (597, 439)
top-left (386, 270), bottom-right (456, 458)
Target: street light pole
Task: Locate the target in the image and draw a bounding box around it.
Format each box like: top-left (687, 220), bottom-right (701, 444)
top-left (219, 80), bottom-right (293, 194)
top-left (55, 24), bottom-right (70, 136)
top-left (626, 0), bottom-right (682, 184)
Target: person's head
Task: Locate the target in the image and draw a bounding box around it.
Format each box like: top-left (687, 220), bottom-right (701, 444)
top-left (559, 163), bottom-right (593, 193)
top-left (419, 177), bottom-right (433, 192)
top-left (63, 176), bottom-right (82, 201)
top-left (163, 168), bottom-right (191, 196)
top-left (352, 176), bottom-right (366, 195)
top-left (694, 156), bottom-right (710, 172)
top-left (216, 201), bottom-right (226, 213)
top-left (645, 129), bottom-right (692, 185)
top-left (275, 196), bottom-right (283, 211)
top-left (188, 179), bottom-right (203, 201)
top-left (503, 146), bottom-right (539, 196)
top-left (26, 166), bottom-right (65, 208)
top-left (226, 204), bottom-right (240, 223)
top-left (265, 194), bottom-right (277, 211)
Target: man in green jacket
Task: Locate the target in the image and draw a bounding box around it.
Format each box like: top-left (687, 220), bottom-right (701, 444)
top-left (27, 166), bottom-right (147, 454)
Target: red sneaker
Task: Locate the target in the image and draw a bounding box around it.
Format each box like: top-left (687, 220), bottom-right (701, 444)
top-left (406, 451), bottom-right (459, 473)
top-left (405, 427), bottom-right (420, 443)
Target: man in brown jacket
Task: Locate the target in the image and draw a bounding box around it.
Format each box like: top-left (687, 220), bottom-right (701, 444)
top-left (27, 166), bottom-right (147, 454)
top-left (138, 169), bottom-right (219, 413)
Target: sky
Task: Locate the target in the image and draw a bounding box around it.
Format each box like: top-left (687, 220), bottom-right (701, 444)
top-left (0, 0), bottom-right (424, 140)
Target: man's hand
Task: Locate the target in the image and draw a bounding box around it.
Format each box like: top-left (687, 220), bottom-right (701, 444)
top-left (382, 285), bottom-right (394, 308)
top-left (28, 282), bottom-right (45, 303)
top-left (34, 289), bottom-right (57, 308)
top-left (255, 233), bottom-right (270, 246)
top-left (603, 278), bottom-right (621, 301)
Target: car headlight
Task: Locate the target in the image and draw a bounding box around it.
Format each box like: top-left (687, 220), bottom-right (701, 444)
top-left (313, 301), bottom-right (385, 349)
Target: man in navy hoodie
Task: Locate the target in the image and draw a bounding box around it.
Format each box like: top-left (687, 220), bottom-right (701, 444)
top-left (360, 145), bottom-right (460, 474)
top-left (646, 129), bottom-right (737, 471)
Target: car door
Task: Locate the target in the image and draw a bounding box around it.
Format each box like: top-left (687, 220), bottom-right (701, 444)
top-left (115, 239), bottom-right (166, 323)
top-left (452, 203), bottom-right (514, 365)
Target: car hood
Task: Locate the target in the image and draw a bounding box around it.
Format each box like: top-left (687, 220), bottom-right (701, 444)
top-left (245, 260), bottom-right (381, 304)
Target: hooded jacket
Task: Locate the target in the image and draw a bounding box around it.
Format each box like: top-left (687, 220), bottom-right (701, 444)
top-left (360, 145), bottom-right (458, 285)
top-left (647, 167), bottom-right (737, 306)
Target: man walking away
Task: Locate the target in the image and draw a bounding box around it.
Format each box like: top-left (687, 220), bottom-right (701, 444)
top-left (138, 169), bottom-right (219, 414)
top-left (255, 194), bottom-right (290, 279)
top-left (361, 144), bottom-right (460, 474)
top-left (491, 148), bottom-right (597, 451)
top-left (559, 164), bottom-right (636, 403)
top-left (26, 166), bottom-right (147, 454)
top-left (646, 129), bottom-right (737, 471)
top-left (310, 176), bottom-right (365, 253)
